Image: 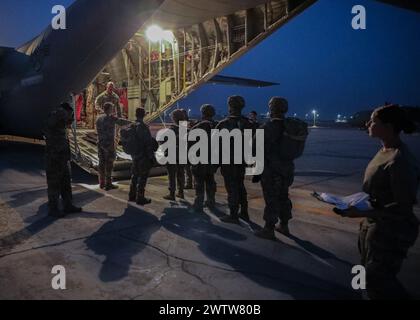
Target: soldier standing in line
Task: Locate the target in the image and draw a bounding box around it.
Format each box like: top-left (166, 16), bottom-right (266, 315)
top-left (96, 102), bottom-right (129, 190)
top-left (128, 108), bottom-right (157, 205)
top-left (248, 110), bottom-right (260, 132)
top-left (95, 81), bottom-right (122, 117)
top-left (44, 102), bottom-right (82, 218)
top-left (254, 97), bottom-right (296, 240)
top-left (190, 104), bottom-right (218, 213)
top-left (216, 96), bottom-right (253, 223)
top-left (163, 109), bottom-right (186, 201)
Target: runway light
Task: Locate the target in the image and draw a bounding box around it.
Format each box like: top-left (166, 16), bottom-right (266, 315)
top-left (312, 110), bottom-right (317, 127)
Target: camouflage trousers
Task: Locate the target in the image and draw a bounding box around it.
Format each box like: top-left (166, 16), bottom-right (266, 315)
top-left (98, 146), bottom-right (116, 186)
top-left (185, 164), bottom-right (193, 186)
top-left (261, 163), bottom-right (294, 226)
top-left (359, 217), bottom-right (419, 299)
top-left (45, 157), bottom-right (72, 210)
top-left (167, 164), bottom-right (185, 194)
top-left (221, 165), bottom-right (247, 216)
top-left (192, 165), bottom-right (217, 210)
top-left (129, 157), bottom-right (153, 198)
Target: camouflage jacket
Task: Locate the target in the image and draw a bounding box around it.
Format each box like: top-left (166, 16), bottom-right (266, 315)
top-left (44, 108), bottom-right (71, 161)
top-left (191, 119), bottom-right (218, 165)
top-left (133, 120), bottom-right (156, 161)
top-left (96, 115), bottom-right (128, 150)
top-left (95, 91), bottom-right (122, 117)
top-left (215, 115), bottom-right (253, 166)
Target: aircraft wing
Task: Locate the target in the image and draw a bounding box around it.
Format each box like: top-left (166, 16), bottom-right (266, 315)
top-left (208, 75), bottom-right (279, 87)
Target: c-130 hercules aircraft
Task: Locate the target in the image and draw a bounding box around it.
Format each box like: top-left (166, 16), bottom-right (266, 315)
top-left (0, 0), bottom-right (418, 175)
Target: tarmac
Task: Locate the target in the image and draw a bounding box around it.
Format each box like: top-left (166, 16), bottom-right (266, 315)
top-left (0, 127), bottom-right (419, 299)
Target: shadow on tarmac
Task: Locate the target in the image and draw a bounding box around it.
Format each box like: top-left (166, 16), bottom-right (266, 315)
top-left (84, 205), bottom-right (161, 282)
top-left (0, 189), bottom-right (107, 254)
top-left (160, 209), bottom-right (361, 300)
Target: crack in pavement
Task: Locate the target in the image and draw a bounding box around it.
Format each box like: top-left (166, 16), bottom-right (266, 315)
top-left (1, 205), bottom-right (354, 299)
top-left (117, 232), bottom-right (350, 298)
top-left (129, 254), bottom-right (173, 300)
top-left (181, 260), bottom-right (221, 299)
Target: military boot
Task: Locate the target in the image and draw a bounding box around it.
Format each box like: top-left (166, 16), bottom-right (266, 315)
top-left (99, 177), bottom-right (105, 189)
top-left (204, 199), bottom-right (216, 210)
top-left (275, 222), bottom-right (290, 236)
top-left (63, 204), bottom-right (83, 214)
top-left (105, 184), bottom-right (118, 191)
top-left (128, 184), bottom-right (137, 202)
top-left (221, 209), bottom-right (240, 224)
top-left (136, 190), bottom-right (152, 206)
top-left (176, 190), bottom-right (185, 199)
top-left (239, 206), bottom-right (250, 222)
top-left (163, 192), bottom-right (176, 201)
top-left (48, 205), bottom-right (65, 218)
top-left (192, 200), bottom-right (204, 213)
top-left (255, 225), bottom-right (276, 241)
top-left (220, 215), bottom-right (240, 224)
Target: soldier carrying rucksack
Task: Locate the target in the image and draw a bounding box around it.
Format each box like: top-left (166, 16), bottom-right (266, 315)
top-left (253, 97), bottom-right (308, 240)
top-left (122, 108), bottom-right (157, 205)
top-left (190, 104), bottom-right (218, 213)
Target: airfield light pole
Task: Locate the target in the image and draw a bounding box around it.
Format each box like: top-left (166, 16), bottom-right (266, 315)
top-left (312, 110), bottom-right (317, 127)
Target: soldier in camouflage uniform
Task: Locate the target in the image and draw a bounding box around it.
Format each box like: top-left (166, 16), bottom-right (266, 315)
top-left (338, 105), bottom-right (419, 299)
top-left (163, 109), bottom-right (186, 201)
top-left (190, 104), bottom-right (218, 213)
top-left (254, 97), bottom-right (294, 240)
top-left (95, 82), bottom-right (122, 117)
top-left (96, 102), bottom-right (129, 190)
top-left (44, 102), bottom-right (82, 218)
top-left (129, 108), bottom-right (157, 205)
top-left (216, 96), bottom-right (253, 224)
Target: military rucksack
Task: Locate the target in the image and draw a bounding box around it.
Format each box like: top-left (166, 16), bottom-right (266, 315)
top-left (120, 123), bottom-right (139, 155)
top-left (279, 118), bottom-right (308, 160)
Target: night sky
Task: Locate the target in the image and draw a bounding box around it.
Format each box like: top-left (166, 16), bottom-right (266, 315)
top-left (1, 0), bottom-right (419, 119)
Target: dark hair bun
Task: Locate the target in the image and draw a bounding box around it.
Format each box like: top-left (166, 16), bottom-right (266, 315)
top-left (402, 118), bottom-right (417, 134)
top-left (375, 104), bottom-right (417, 135)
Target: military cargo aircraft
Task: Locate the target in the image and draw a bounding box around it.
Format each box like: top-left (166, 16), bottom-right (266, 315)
top-left (1, 0), bottom-right (418, 176)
